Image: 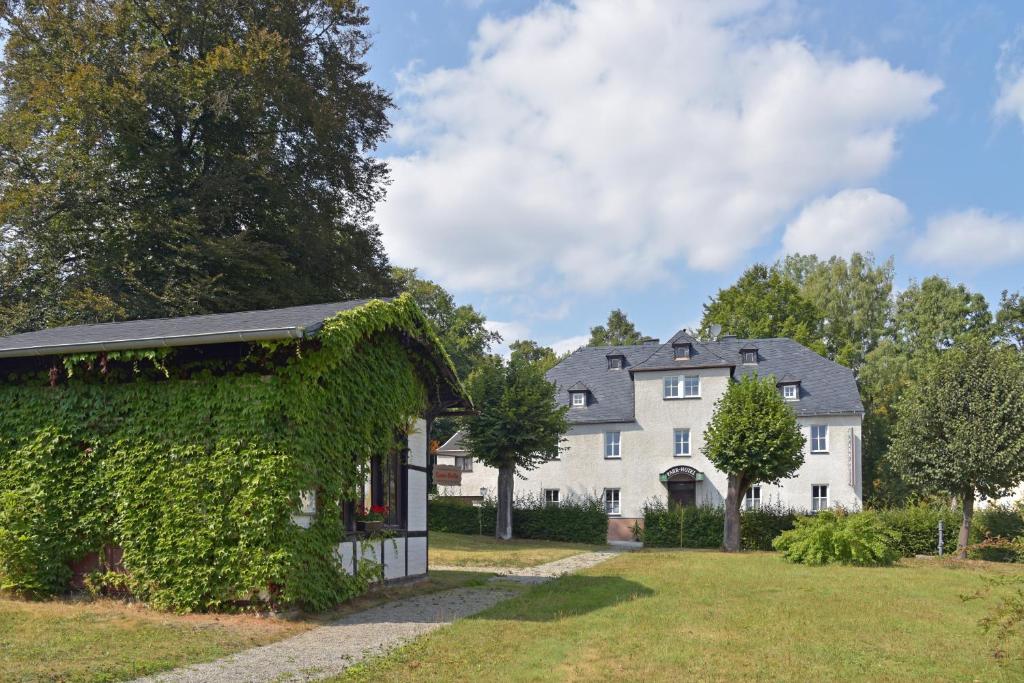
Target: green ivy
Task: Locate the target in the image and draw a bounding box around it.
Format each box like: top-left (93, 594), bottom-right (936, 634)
top-left (0, 295), bottom-right (464, 612)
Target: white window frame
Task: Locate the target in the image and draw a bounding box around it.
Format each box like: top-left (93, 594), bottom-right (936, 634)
top-left (571, 392), bottom-right (586, 407)
top-left (544, 488), bottom-right (560, 506)
top-left (604, 431), bottom-right (621, 459)
top-left (674, 344), bottom-right (691, 360)
top-left (663, 376), bottom-right (680, 398)
top-left (782, 384), bottom-right (798, 401)
top-left (673, 428), bottom-right (691, 457)
top-left (744, 486), bottom-right (761, 511)
top-left (742, 350), bottom-right (757, 364)
top-left (810, 425), bottom-right (828, 453)
top-left (812, 484), bottom-right (829, 512)
top-left (665, 375), bottom-right (700, 398)
top-left (604, 488), bottom-right (621, 516)
top-left (609, 356), bottom-right (624, 370)
top-left (456, 456), bottom-right (473, 472)
top-left (683, 375), bottom-right (700, 397)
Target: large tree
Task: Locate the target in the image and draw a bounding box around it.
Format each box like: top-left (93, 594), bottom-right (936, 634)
top-left (997, 290), bottom-right (1024, 351)
top-left (0, 0), bottom-right (394, 334)
top-left (775, 253), bottom-right (894, 370)
top-left (589, 309), bottom-right (645, 346)
top-left (889, 339), bottom-right (1024, 558)
top-left (699, 264), bottom-right (825, 354)
top-left (703, 375), bottom-right (805, 552)
top-left (462, 352), bottom-right (568, 540)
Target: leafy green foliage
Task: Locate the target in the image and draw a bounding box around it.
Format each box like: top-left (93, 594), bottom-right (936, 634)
top-left (875, 506), bottom-right (963, 557)
top-left (698, 264), bottom-right (825, 353)
top-left (997, 290), bottom-right (1024, 350)
top-left (640, 501), bottom-right (798, 550)
top-left (589, 309), bottom-right (646, 346)
top-left (427, 496), bottom-right (607, 544)
top-left (0, 296), bottom-right (462, 611)
top-left (774, 510), bottom-right (899, 567)
top-left (0, 1), bottom-right (395, 333)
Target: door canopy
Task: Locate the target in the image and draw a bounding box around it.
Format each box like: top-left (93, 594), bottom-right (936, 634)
top-left (660, 465), bottom-right (705, 483)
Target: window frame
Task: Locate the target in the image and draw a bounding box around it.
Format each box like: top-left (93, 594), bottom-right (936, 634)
top-left (571, 391), bottom-right (586, 407)
top-left (608, 356), bottom-right (624, 370)
top-left (673, 428), bottom-right (691, 457)
top-left (811, 484), bottom-right (829, 512)
top-left (604, 431), bottom-right (621, 459)
top-left (455, 455), bottom-right (473, 472)
top-left (664, 375), bottom-right (700, 399)
top-left (744, 486), bottom-right (762, 511)
top-left (742, 350), bottom-right (758, 364)
top-left (810, 424), bottom-right (829, 453)
top-left (673, 343), bottom-right (691, 360)
top-left (782, 384), bottom-right (798, 401)
top-left (544, 488), bottom-right (560, 506)
top-left (682, 375), bottom-right (700, 397)
top-left (604, 488), bottom-right (621, 516)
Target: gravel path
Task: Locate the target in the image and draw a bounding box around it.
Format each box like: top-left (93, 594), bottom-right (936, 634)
top-left (132, 549), bottom-right (623, 683)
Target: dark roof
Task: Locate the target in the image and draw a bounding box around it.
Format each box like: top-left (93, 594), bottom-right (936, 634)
top-left (546, 332), bottom-right (863, 423)
top-left (568, 381), bottom-right (590, 391)
top-left (0, 300), bottom-right (377, 358)
top-left (437, 430), bottom-right (467, 455)
top-left (777, 374), bottom-right (800, 384)
top-left (629, 330), bottom-right (733, 372)
top-left (545, 344), bottom-right (658, 424)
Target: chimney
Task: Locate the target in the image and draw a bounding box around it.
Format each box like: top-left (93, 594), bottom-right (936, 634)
top-left (640, 337), bottom-right (660, 346)
top-left (721, 334), bottom-right (737, 340)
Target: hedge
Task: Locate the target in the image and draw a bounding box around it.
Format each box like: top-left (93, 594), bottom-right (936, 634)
top-left (641, 502), bottom-right (798, 550)
top-left (875, 506), bottom-right (964, 557)
top-left (428, 495), bottom-right (607, 545)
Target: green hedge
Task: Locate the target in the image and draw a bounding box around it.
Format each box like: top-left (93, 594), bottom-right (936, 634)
top-left (641, 502), bottom-right (798, 550)
top-left (428, 495), bottom-right (607, 545)
top-left (875, 506), bottom-right (963, 557)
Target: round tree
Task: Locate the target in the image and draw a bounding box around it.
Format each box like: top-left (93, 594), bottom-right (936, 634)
top-left (704, 375), bottom-right (806, 551)
top-left (889, 338), bottom-right (1024, 558)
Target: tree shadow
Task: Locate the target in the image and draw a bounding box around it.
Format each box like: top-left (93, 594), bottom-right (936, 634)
top-left (469, 574), bottom-right (654, 623)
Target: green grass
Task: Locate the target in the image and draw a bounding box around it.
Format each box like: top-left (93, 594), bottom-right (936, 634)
top-left (0, 570), bottom-right (488, 683)
top-left (339, 551), bottom-right (1024, 682)
top-left (430, 532), bottom-right (605, 568)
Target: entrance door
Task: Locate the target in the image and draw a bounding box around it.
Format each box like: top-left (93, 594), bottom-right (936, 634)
top-left (667, 480), bottom-right (696, 507)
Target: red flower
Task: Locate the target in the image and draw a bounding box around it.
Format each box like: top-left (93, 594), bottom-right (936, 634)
top-left (370, 505), bottom-right (389, 515)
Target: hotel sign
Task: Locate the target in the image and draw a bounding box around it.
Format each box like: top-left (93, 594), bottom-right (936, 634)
top-left (659, 465), bottom-right (704, 483)
top-left (433, 464), bottom-right (462, 486)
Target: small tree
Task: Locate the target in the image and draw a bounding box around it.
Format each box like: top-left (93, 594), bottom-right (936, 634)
top-left (889, 339), bottom-right (1024, 558)
top-left (463, 353), bottom-right (568, 540)
top-left (589, 309), bottom-right (645, 346)
top-left (704, 375), bottom-right (805, 551)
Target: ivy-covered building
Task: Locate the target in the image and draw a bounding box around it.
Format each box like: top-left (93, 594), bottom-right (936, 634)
top-left (0, 295), bottom-right (470, 611)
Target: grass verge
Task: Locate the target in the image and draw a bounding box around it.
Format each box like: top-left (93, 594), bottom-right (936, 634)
top-left (429, 531), bottom-right (604, 569)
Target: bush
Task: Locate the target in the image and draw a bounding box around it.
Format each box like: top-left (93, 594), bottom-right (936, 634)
top-left (774, 510), bottom-right (899, 566)
top-left (428, 494), bottom-right (607, 544)
top-left (741, 503), bottom-right (799, 551)
top-left (876, 506), bottom-right (962, 557)
top-left (972, 504), bottom-right (1024, 562)
top-left (0, 487), bottom-right (71, 598)
top-left (641, 501), bottom-right (798, 550)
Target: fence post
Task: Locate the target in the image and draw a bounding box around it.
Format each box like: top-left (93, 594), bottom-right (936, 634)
top-left (938, 519), bottom-right (944, 557)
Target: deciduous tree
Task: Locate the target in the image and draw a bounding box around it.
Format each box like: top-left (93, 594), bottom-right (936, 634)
top-left (589, 309), bottom-right (645, 346)
top-left (462, 352), bottom-right (568, 540)
top-left (889, 339), bottom-right (1024, 558)
top-left (703, 375), bottom-right (805, 552)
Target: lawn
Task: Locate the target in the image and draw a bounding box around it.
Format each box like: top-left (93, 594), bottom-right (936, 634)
top-left (0, 570), bottom-right (487, 683)
top-left (340, 551), bottom-right (1024, 682)
top-left (429, 531), bottom-right (605, 568)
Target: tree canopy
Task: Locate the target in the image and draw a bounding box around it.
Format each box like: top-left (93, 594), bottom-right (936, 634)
top-left (888, 338), bottom-right (1024, 557)
top-left (703, 375), bottom-right (805, 551)
top-left (589, 309), bottom-right (645, 346)
top-left (462, 352), bottom-right (568, 539)
top-left (0, 0), bottom-right (395, 334)
top-left (699, 264), bottom-right (825, 354)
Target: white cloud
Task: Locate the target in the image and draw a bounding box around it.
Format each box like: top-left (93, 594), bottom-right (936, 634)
top-left (913, 209), bottom-right (1024, 266)
top-left (550, 334), bottom-right (589, 356)
top-left (782, 188), bottom-right (909, 257)
top-left (995, 33), bottom-right (1024, 127)
top-left (378, 0), bottom-right (941, 293)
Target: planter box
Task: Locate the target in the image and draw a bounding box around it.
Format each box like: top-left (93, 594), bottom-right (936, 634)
top-left (358, 520), bottom-right (384, 534)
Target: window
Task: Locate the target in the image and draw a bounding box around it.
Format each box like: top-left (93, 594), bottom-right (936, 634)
top-left (782, 384), bottom-right (798, 401)
top-left (674, 343), bottom-right (691, 360)
top-left (571, 391), bottom-right (586, 407)
top-left (745, 486), bottom-right (761, 510)
top-left (455, 456), bottom-right (473, 472)
top-left (742, 350), bottom-right (758, 364)
top-left (604, 488), bottom-right (621, 515)
top-left (673, 428), bottom-right (691, 457)
top-left (604, 431), bottom-right (621, 458)
top-left (664, 375), bottom-right (700, 398)
top-left (812, 484), bottom-right (829, 511)
top-left (810, 425), bottom-right (828, 453)
top-left (608, 356), bottom-right (624, 370)
top-left (544, 489), bottom-right (560, 506)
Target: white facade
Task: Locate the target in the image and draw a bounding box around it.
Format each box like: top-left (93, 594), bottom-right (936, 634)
top-left (437, 356), bottom-right (862, 523)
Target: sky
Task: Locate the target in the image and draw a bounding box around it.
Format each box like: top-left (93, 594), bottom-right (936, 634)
top-left (363, 0), bottom-right (1024, 354)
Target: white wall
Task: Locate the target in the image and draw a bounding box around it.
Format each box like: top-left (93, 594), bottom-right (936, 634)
top-left (439, 368), bottom-right (863, 519)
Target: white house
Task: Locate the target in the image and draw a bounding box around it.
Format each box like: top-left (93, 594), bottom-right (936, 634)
top-left (437, 330), bottom-right (863, 540)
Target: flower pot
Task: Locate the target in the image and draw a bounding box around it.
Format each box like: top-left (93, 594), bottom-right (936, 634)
top-left (358, 520), bottom-right (384, 534)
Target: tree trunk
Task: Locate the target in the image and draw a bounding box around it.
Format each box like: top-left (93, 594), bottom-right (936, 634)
top-left (958, 487), bottom-right (974, 560)
top-left (722, 474), bottom-right (745, 552)
top-left (496, 464), bottom-right (514, 541)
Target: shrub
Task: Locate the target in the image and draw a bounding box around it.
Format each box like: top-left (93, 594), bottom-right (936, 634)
top-left (970, 504), bottom-right (1024, 562)
top-left (428, 494), bottom-right (607, 544)
top-left (641, 501), bottom-right (798, 550)
top-left (774, 510), bottom-right (899, 567)
top-left (876, 506), bottom-right (962, 557)
top-left (0, 487), bottom-right (71, 597)
top-left (741, 503), bottom-right (799, 551)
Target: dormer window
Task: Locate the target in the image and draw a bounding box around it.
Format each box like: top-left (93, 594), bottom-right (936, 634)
top-left (571, 392), bottom-right (587, 407)
top-left (778, 376), bottom-right (800, 401)
top-left (740, 346), bottom-right (758, 364)
top-left (606, 352), bottom-right (625, 370)
top-left (673, 342), bottom-right (692, 360)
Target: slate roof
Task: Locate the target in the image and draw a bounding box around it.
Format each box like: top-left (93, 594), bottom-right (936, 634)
top-left (0, 300), bottom-right (377, 358)
top-left (437, 430), bottom-right (467, 454)
top-left (546, 331), bottom-right (863, 423)
top-left (545, 343), bottom-right (659, 424)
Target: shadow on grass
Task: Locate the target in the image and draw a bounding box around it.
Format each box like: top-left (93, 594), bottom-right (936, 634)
top-left (469, 574), bottom-right (654, 623)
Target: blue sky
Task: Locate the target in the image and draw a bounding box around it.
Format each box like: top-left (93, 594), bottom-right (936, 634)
top-left (364, 0), bottom-right (1024, 353)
